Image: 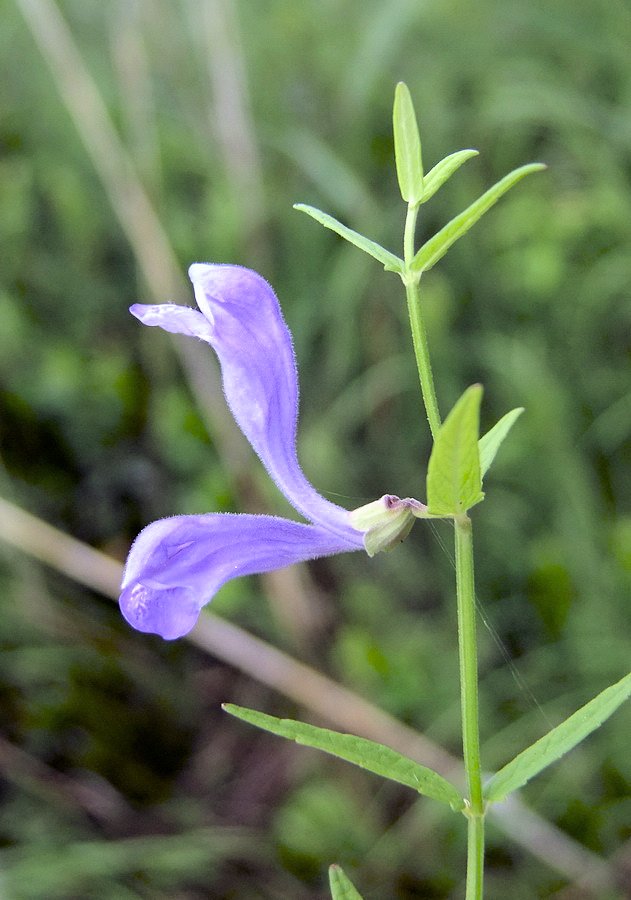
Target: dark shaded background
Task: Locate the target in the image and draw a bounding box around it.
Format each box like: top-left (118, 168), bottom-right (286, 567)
top-left (1, 0), bottom-right (630, 897)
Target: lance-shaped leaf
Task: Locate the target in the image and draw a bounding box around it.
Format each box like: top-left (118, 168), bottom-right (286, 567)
top-left (223, 704), bottom-right (465, 811)
top-left (329, 865), bottom-right (364, 900)
top-left (421, 149), bottom-right (479, 205)
top-left (427, 385), bottom-right (484, 516)
top-left (479, 407), bottom-right (524, 478)
top-left (393, 82), bottom-right (424, 204)
top-left (294, 204), bottom-right (404, 274)
top-left (484, 671), bottom-right (631, 804)
top-left (411, 163), bottom-right (546, 274)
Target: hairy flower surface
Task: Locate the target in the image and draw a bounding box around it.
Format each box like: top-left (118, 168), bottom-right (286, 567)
top-left (120, 265), bottom-right (366, 639)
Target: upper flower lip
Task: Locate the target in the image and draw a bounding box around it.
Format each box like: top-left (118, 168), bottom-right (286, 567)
top-left (121, 264), bottom-right (365, 639)
top-left (131, 264), bottom-right (363, 545)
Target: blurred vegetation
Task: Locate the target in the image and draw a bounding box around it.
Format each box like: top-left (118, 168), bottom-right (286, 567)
top-left (1, 0), bottom-right (630, 897)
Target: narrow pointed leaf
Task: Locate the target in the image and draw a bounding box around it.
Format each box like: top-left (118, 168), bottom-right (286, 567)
top-left (485, 671), bottom-right (631, 804)
top-left (411, 163), bottom-right (546, 274)
top-left (479, 407), bottom-right (524, 477)
top-left (329, 865), bottom-right (364, 900)
top-left (223, 704), bottom-right (464, 810)
top-left (427, 385), bottom-right (484, 516)
top-left (294, 204), bottom-right (404, 273)
top-left (421, 149), bottom-right (479, 204)
top-left (393, 82), bottom-right (424, 204)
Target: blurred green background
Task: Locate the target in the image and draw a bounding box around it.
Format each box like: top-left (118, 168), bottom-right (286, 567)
top-left (1, 0), bottom-right (630, 897)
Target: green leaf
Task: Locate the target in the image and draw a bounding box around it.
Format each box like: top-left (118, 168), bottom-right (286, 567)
top-left (411, 163), bottom-right (546, 274)
top-left (421, 149), bottom-right (479, 204)
top-left (294, 203), bottom-right (404, 274)
top-left (223, 704), bottom-right (465, 810)
top-left (426, 385), bottom-right (484, 516)
top-left (329, 865), bottom-right (364, 900)
top-left (484, 671), bottom-right (631, 804)
top-left (393, 82), bottom-right (424, 204)
top-left (479, 407), bottom-right (524, 477)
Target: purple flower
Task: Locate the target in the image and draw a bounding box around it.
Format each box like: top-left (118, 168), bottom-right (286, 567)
top-left (120, 264), bottom-right (367, 639)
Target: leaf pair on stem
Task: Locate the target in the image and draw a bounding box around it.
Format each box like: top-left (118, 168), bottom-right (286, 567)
top-left (297, 84), bottom-right (545, 284)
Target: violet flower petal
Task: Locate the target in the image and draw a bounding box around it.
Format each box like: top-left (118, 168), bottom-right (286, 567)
top-left (132, 264), bottom-right (361, 546)
top-left (120, 513), bottom-right (359, 639)
top-left (129, 302), bottom-right (213, 342)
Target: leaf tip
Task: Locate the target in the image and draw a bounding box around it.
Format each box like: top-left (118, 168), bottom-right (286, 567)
top-left (520, 162), bottom-right (548, 178)
top-left (393, 81), bottom-right (424, 203)
top-left (466, 383), bottom-right (484, 405)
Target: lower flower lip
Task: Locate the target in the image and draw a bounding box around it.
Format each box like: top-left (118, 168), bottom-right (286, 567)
top-left (119, 581), bottom-right (201, 640)
top-left (120, 511), bottom-right (364, 639)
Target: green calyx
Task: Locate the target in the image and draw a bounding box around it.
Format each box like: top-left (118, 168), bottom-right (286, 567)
top-left (349, 494), bottom-right (428, 557)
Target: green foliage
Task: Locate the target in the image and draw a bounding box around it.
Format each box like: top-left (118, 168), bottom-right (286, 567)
top-left (393, 82), bottom-right (424, 204)
top-left (329, 864), bottom-right (365, 899)
top-left (224, 704), bottom-right (464, 810)
top-left (0, 830), bottom-right (250, 900)
top-left (479, 408), bottom-right (524, 478)
top-left (427, 385), bottom-right (484, 516)
top-left (273, 777), bottom-right (380, 882)
top-left (484, 671), bottom-right (631, 803)
top-left (411, 164), bottom-right (546, 275)
top-left (421, 150), bottom-right (480, 205)
top-left (293, 203), bottom-right (403, 273)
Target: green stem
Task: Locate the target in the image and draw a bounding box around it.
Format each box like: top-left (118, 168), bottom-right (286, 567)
top-left (465, 813), bottom-right (485, 899)
top-left (402, 202), bottom-right (483, 893)
top-left (455, 514), bottom-right (484, 899)
top-left (402, 203), bottom-right (441, 440)
top-left (403, 200), bottom-right (418, 265)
